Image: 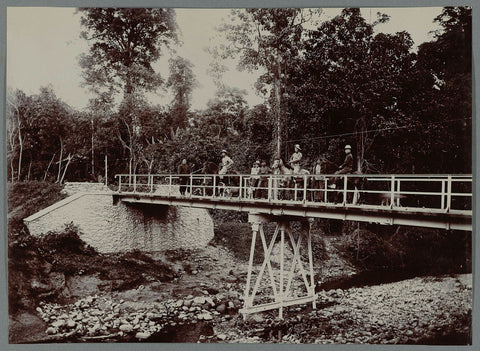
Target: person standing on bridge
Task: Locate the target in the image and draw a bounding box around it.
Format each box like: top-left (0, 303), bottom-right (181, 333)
top-left (257, 160), bottom-right (271, 199)
top-left (178, 159), bottom-right (191, 195)
top-left (250, 160), bottom-right (260, 197)
top-left (329, 145), bottom-right (354, 189)
top-left (219, 149), bottom-right (234, 181)
top-left (289, 144), bottom-right (303, 174)
top-left (313, 157), bottom-right (326, 201)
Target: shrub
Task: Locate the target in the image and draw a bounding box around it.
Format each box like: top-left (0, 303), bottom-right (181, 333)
top-left (336, 228), bottom-right (403, 269)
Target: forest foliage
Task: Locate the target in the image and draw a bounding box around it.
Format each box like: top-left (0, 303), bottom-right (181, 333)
top-left (6, 7), bottom-right (472, 184)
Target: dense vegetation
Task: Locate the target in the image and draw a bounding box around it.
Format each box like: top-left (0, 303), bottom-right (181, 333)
top-left (6, 8), bottom-right (471, 183)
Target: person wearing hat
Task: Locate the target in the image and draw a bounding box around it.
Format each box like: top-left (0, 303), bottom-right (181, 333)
top-left (219, 149), bottom-right (234, 180)
top-left (289, 144), bottom-right (303, 173)
top-left (330, 145), bottom-right (354, 188)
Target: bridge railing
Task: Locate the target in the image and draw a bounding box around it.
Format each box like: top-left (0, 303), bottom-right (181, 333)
top-left (114, 173), bottom-right (472, 213)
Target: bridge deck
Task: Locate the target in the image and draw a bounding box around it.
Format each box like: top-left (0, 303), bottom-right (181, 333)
top-left (114, 173), bottom-right (472, 231)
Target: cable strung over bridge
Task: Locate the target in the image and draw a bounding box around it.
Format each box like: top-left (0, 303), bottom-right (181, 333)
top-left (114, 173), bottom-right (472, 231)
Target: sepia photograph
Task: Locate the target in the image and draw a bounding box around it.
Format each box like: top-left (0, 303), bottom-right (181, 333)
top-left (4, 4), bottom-right (474, 346)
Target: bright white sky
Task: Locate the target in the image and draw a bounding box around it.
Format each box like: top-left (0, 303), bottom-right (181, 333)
top-left (7, 7), bottom-right (443, 111)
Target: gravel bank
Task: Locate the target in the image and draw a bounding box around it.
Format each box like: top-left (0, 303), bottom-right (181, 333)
top-left (33, 272), bottom-right (471, 344)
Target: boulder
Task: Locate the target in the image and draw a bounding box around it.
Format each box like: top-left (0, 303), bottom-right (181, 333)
top-left (216, 304), bottom-right (227, 313)
top-left (135, 332), bottom-right (151, 340)
top-left (193, 296), bottom-right (206, 305)
top-left (119, 324), bottom-right (133, 332)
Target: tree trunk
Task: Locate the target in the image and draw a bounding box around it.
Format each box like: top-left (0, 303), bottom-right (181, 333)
top-left (44, 153), bottom-right (56, 181)
top-left (91, 119), bottom-right (95, 178)
top-left (10, 156), bottom-right (15, 182)
top-left (27, 159), bottom-right (32, 181)
top-left (128, 158), bottom-right (132, 186)
top-left (17, 116), bottom-right (23, 182)
top-left (7, 121), bottom-right (17, 182)
top-left (274, 57), bottom-right (283, 159)
top-left (60, 154), bottom-right (72, 183)
top-left (57, 137), bottom-right (63, 183)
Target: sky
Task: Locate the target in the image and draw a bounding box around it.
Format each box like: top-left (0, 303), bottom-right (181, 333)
top-left (6, 7), bottom-right (443, 111)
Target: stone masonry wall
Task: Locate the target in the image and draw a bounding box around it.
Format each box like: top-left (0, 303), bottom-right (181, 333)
top-left (24, 193), bottom-right (214, 253)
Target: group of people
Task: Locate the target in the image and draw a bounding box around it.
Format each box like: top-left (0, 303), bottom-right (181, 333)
top-left (176, 144), bottom-right (354, 196)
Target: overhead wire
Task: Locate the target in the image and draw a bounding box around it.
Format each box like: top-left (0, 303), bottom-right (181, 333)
top-left (285, 117), bottom-right (471, 144)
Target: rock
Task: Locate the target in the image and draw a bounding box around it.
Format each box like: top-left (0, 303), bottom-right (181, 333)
top-left (119, 324), bottom-right (133, 332)
top-left (246, 314), bottom-right (264, 323)
top-left (207, 287), bottom-right (220, 295)
top-left (216, 304), bottom-right (227, 313)
top-left (45, 327), bottom-right (56, 335)
top-left (135, 332), bottom-right (151, 340)
top-left (52, 319), bottom-right (66, 328)
top-left (202, 312), bottom-right (213, 321)
top-left (217, 334), bottom-right (227, 340)
top-left (67, 320), bottom-right (76, 328)
top-left (36, 307), bottom-right (43, 314)
top-left (193, 296), bottom-right (206, 305)
top-left (175, 300), bottom-right (184, 308)
top-left (228, 301), bottom-right (235, 309)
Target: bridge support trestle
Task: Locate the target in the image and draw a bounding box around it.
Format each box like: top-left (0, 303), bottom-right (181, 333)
top-left (240, 214), bottom-right (317, 319)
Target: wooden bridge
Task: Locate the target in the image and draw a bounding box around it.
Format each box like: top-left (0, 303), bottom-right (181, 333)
top-left (113, 173), bottom-right (472, 317)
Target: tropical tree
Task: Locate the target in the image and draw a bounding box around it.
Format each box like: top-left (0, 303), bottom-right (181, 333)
top-left (166, 56), bottom-right (197, 139)
top-left (6, 89), bottom-right (32, 182)
top-left (216, 8), bottom-right (322, 158)
top-left (78, 8), bottom-right (178, 177)
top-left (409, 6), bottom-right (472, 173)
top-left (291, 8), bottom-right (416, 171)
top-left (78, 8), bottom-right (177, 99)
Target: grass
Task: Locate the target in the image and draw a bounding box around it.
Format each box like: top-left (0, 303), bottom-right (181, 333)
top-left (8, 181), bottom-right (66, 240)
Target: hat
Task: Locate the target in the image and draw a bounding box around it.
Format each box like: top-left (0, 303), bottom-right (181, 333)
top-left (221, 149), bottom-right (227, 153)
top-left (345, 145), bottom-right (352, 150)
top-left (295, 144), bottom-right (301, 150)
